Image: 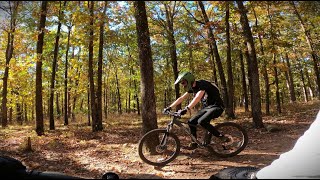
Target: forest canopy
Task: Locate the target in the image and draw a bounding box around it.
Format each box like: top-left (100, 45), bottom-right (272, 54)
top-left (0, 1), bottom-right (319, 133)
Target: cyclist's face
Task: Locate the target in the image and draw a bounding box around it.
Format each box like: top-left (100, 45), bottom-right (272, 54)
top-left (181, 79), bottom-right (187, 87)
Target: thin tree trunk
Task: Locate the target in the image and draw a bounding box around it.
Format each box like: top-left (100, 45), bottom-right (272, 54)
top-left (96, 1), bottom-right (107, 131)
top-left (56, 92), bottom-right (61, 119)
top-left (305, 69), bottom-right (315, 99)
top-left (237, 1), bottom-right (263, 128)
top-left (239, 50), bottom-right (249, 112)
top-left (209, 44), bottom-right (218, 84)
top-left (9, 106), bottom-right (13, 124)
top-left (126, 37), bottom-right (134, 113)
top-left (134, 79), bottom-right (140, 115)
top-left (252, 4), bottom-right (270, 115)
top-left (285, 53), bottom-right (297, 102)
top-left (225, 1), bottom-right (235, 119)
top-left (88, 1), bottom-right (98, 131)
top-left (16, 103), bottom-right (22, 125)
top-left (244, 44), bottom-right (252, 108)
top-left (299, 63), bottom-right (309, 102)
top-left (72, 50), bottom-right (81, 121)
top-left (273, 54), bottom-right (281, 113)
top-left (198, 1), bottom-right (229, 113)
top-left (128, 71), bottom-right (132, 113)
top-left (187, 29), bottom-right (195, 73)
top-left (24, 103), bottom-right (28, 123)
top-left (1, 1), bottom-right (19, 128)
top-left (104, 75), bottom-right (108, 118)
top-left (87, 84), bottom-right (91, 126)
top-left (164, 2), bottom-right (180, 110)
top-left (64, 25), bottom-right (71, 125)
top-left (115, 69), bottom-right (122, 114)
top-left (35, 1), bottom-right (48, 136)
top-left (291, 1), bottom-right (320, 99)
top-left (267, 3), bottom-right (281, 114)
top-left (49, 1), bottom-right (66, 130)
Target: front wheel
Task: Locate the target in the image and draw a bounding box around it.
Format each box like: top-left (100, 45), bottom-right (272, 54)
top-left (206, 122), bottom-right (248, 158)
top-left (138, 129), bottom-right (180, 166)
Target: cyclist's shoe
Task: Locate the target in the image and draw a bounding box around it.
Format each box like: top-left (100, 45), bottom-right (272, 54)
top-left (188, 142), bottom-right (198, 150)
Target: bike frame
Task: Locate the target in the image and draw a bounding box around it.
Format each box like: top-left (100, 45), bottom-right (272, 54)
top-left (164, 112), bottom-right (210, 148)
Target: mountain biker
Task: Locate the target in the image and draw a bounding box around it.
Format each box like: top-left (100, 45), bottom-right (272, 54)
top-left (163, 71), bottom-right (228, 149)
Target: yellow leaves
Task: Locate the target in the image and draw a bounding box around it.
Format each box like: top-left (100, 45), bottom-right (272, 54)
top-left (152, 34), bottom-right (163, 43)
top-left (275, 62), bottom-right (289, 71)
top-left (270, 48), bottom-right (277, 54)
top-left (203, 21), bottom-right (216, 29)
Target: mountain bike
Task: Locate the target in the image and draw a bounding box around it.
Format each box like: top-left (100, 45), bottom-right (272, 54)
top-left (138, 111), bottom-right (248, 166)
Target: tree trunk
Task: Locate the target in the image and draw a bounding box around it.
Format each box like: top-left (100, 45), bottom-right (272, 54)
top-left (225, 1), bottom-right (235, 119)
top-left (285, 53), bottom-right (296, 102)
top-left (56, 92), bottom-right (61, 119)
top-left (126, 37), bottom-right (134, 113)
top-left (290, 1), bottom-right (320, 100)
top-left (128, 70), bottom-right (132, 113)
top-left (305, 68), bottom-right (315, 99)
top-left (96, 1), bottom-right (107, 131)
top-left (273, 54), bottom-right (281, 114)
top-left (49, 1), bottom-right (66, 130)
top-left (134, 1), bottom-right (158, 137)
top-left (16, 103), bottom-right (23, 125)
top-left (244, 45), bottom-right (252, 108)
top-left (64, 25), bottom-right (71, 126)
top-left (208, 44), bottom-right (218, 84)
top-left (35, 1), bottom-right (48, 136)
top-left (134, 79), bottom-right (140, 115)
top-left (72, 50), bottom-right (81, 121)
top-left (164, 2), bottom-right (180, 111)
top-left (115, 69), bottom-right (122, 114)
top-left (24, 103), bottom-right (28, 123)
top-left (239, 50), bottom-right (249, 112)
top-left (187, 29), bottom-right (195, 73)
top-left (87, 84), bottom-right (91, 126)
top-left (9, 106), bottom-right (13, 124)
top-left (237, 1), bottom-right (263, 128)
top-left (1, 1), bottom-right (19, 128)
top-left (88, 1), bottom-right (98, 131)
top-left (103, 75), bottom-right (108, 118)
top-left (198, 1), bottom-right (229, 113)
top-left (267, 3), bottom-right (281, 114)
top-left (252, 4), bottom-right (270, 115)
top-left (300, 64), bottom-right (309, 102)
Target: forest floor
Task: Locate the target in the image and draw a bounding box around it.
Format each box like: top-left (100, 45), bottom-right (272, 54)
top-left (1, 100), bottom-right (320, 179)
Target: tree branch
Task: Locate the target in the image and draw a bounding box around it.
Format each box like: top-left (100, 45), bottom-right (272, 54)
top-left (182, 3), bottom-right (205, 24)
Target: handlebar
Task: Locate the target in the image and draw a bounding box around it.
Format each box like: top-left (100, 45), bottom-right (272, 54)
top-left (163, 111), bottom-right (182, 118)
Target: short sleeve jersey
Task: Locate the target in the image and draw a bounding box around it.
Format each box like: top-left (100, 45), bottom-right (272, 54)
top-left (188, 80), bottom-right (224, 108)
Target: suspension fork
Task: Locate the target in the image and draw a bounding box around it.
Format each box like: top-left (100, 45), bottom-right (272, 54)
top-left (159, 121), bottom-right (174, 146)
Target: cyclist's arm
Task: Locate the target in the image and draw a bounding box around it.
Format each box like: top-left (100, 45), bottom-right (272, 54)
top-left (168, 91), bottom-right (190, 108)
top-left (186, 90), bottom-right (205, 109)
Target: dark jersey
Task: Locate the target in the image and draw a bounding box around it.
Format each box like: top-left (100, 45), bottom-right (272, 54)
top-left (188, 80), bottom-right (224, 108)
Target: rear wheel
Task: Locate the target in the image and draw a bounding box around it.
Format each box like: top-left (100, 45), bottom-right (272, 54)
top-left (138, 129), bottom-right (180, 166)
top-left (206, 122), bottom-right (248, 158)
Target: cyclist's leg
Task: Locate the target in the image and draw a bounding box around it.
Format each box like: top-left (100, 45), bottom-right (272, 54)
top-left (188, 110), bottom-right (206, 140)
top-left (197, 105), bottom-right (224, 137)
